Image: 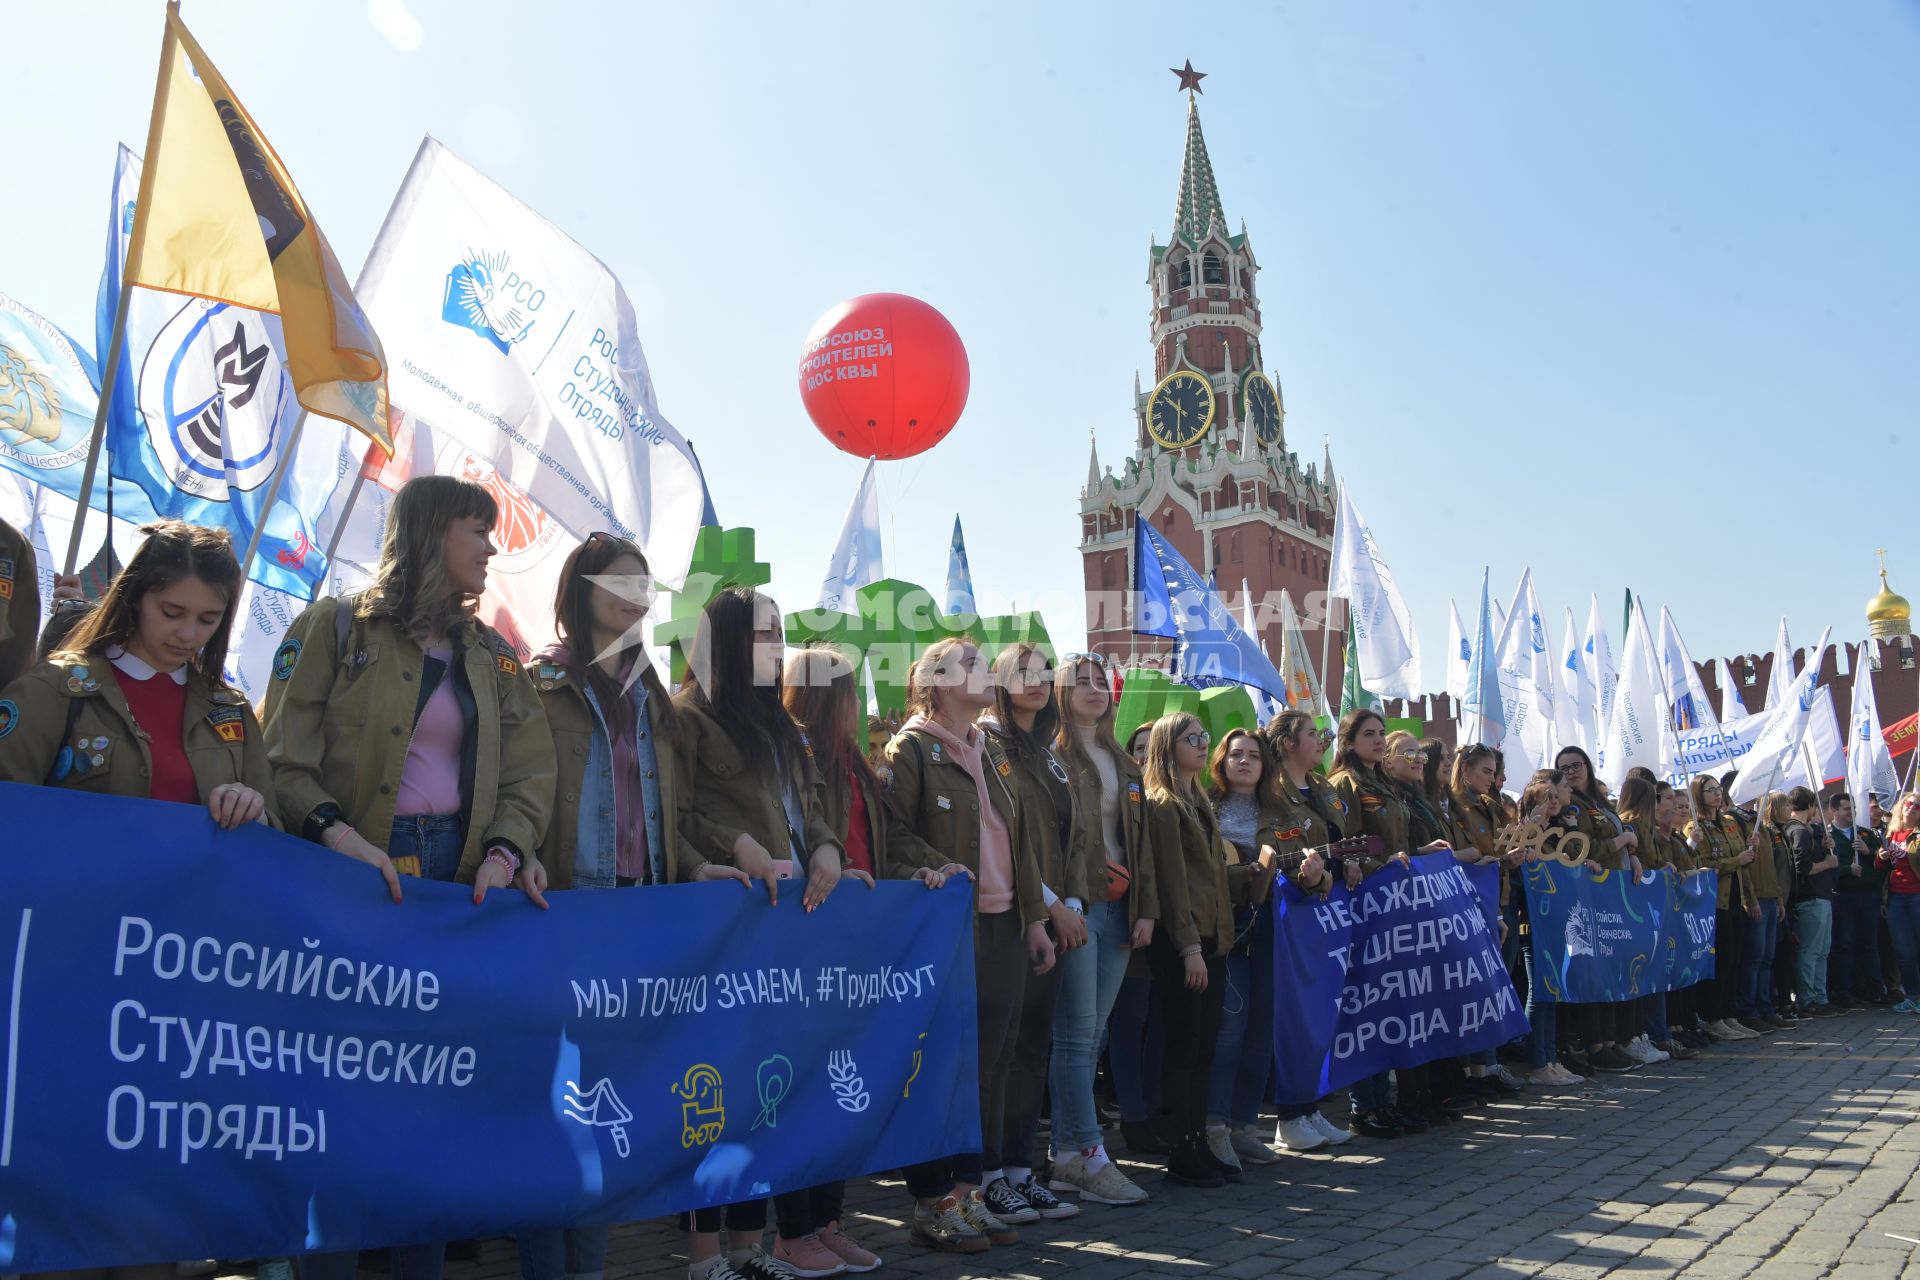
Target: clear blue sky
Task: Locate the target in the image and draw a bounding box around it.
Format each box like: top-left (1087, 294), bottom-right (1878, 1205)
top-left (8, 0), bottom-right (1918, 676)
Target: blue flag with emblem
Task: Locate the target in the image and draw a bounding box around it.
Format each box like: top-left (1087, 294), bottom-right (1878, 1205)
top-left (97, 144), bottom-right (344, 598)
top-left (0, 785), bottom-right (980, 1272)
top-left (1132, 517), bottom-right (1286, 699)
top-left (1522, 860), bottom-right (1716, 1002)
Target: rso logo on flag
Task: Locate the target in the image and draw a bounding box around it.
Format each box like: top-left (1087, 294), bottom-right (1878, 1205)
top-left (441, 250), bottom-right (542, 353)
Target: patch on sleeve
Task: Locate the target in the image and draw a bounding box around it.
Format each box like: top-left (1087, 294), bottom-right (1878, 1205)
top-left (876, 763), bottom-right (894, 790)
top-left (1128, 781), bottom-right (1143, 803)
top-left (0, 557), bottom-right (13, 601)
top-left (207, 704), bottom-right (246, 743)
top-left (0, 699), bottom-right (16, 739)
top-left (496, 654), bottom-right (519, 677)
top-left (271, 638), bottom-right (302, 681)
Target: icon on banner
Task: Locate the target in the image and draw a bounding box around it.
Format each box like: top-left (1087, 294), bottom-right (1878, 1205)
top-left (1564, 904), bottom-right (1595, 958)
top-left (442, 249), bottom-right (539, 353)
top-left (0, 341), bottom-right (63, 445)
top-left (137, 300), bottom-right (289, 498)
top-left (672, 1064), bottom-right (726, 1148)
top-left (562, 1078), bottom-right (634, 1157)
top-left (828, 1050), bottom-right (870, 1114)
top-left (753, 1054), bottom-right (794, 1131)
top-left (902, 1032), bottom-right (927, 1099)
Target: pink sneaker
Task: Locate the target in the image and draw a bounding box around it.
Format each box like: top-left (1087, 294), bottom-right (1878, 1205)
top-left (773, 1233), bottom-right (848, 1277)
top-left (817, 1221), bottom-right (881, 1273)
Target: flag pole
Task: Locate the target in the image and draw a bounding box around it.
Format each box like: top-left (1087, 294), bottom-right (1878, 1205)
top-left (67, 3), bottom-right (179, 575)
top-left (234, 410), bottom-right (311, 582)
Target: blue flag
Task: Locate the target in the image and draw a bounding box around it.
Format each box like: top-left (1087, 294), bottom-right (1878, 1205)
top-left (1132, 517), bottom-right (1286, 699)
top-left (97, 145), bottom-right (343, 598)
top-left (0, 785), bottom-right (980, 1272)
top-left (1270, 854), bottom-right (1527, 1103)
top-left (1522, 861), bottom-right (1716, 1002)
top-left (1459, 566), bottom-right (1505, 747)
top-left (944, 516), bottom-right (975, 615)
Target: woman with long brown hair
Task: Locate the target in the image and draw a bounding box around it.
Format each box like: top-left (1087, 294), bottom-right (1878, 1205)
top-left (264, 477), bottom-right (556, 1280)
top-left (1687, 773), bottom-right (1761, 1040)
top-left (1045, 654), bottom-right (1154, 1207)
top-left (516, 534), bottom-right (753, 1280)
top-left (0, 520), bottom-right (273, 825)
top-left (1141, 712), bottom-right (1232, 1186)
top-left (1550, 746), bottom-right (1642, 1073)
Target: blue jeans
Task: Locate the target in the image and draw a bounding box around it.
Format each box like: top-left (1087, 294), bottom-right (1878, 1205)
top-left (1523, 948), bottom-right (1556, 1069)
top-left (519, 1227), bottom-right (608, 1280)
top-left (391, 812), bottom-right (466, 882)
top-left (1206, 909), bottom-right (1274, 1127)
top-left (1888, 893), bottom-right (1920, 996)
top-left (1738, 903), bottom-right (1782, 1017)
top-left (1108, 972), bottom-right (1162, 1124)
top-left (1050, 897), bottom-right (1134, 1153)
top-left (1641, 993), bottom-right (1668, 1044)
top-left (1793, 899), bottom-right (1832, 1005)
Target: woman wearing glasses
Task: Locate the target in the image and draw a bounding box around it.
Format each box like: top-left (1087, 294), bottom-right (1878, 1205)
top-left (1046, 654), bottom-right (1155, 1207)
top-left (1258, 710), bottom-right (1359, 1153)
top-left (1140, 712), bottom-right (1233, 1186)
top-left (1551, 746), bottom-right (1644, 1073)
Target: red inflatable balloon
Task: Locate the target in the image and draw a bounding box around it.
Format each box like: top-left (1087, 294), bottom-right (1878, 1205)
top-left (797, 293), bottom-right (970, 460)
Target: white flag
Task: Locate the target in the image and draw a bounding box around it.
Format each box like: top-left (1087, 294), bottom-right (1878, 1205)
top-left (1274, 587), bottom-right (1329, 717)
top-left (1328, 479), bottom-right (1422, 699)
top-left (1789, 684), bottom-right (1846, 792)
top-left (1729, 627), bottom-right (1832, 807)
top-left (352, 138), bottom-right (704, 586)
top-left (1763, 618), bottom-right (1794, 712)
top-left (1719, 657), bottom-right (1751, 724)
top-left (1656, 605), bottom-right (1723, 784)
top-left (816, 458), bottom-right (883, 612)
top-left (1556, 607), bottom-right (1595, 753)
top-left (1446, 598), bottom-right (1469, 703)
top-left (1598, 599), bottom-right (1663, 792)
top-left (1459, 567), bottom-right (1505, 749)
top-left (1242, 578), bottom-right (1283, 723)
top-left (1492, 569), bottom-right (1558, 775)
top-left (1847, 641), bottom-right (1899, 806)
top-left (1584, 593), bottom-right (1617, 733)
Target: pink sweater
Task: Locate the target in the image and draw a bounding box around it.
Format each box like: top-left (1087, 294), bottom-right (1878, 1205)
top-left (905, 714), bottom-right (1015, 915)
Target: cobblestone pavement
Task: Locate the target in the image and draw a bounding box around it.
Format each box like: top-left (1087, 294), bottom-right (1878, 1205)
top-left (325, 1010), bottom-right (1920, 1279)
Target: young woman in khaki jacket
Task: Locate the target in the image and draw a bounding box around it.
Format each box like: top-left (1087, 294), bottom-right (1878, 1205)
top-left (263, 477), bottom-right (555, 1280)
top-left (261, 476), bottom-right (555, 912)
top-left (671, 587), bottom-right (846, 1280)
top-left (517, 534), bottom-right (749, 1280)
top-left (1046, 654), bottom-right (1155, 1208)
top-left (1140, 711), bottom-right (1232, 1188)
top-left (882, 637), bottom-right (1053, 1256)
top-left (0, 521), bottom-right (273, 830)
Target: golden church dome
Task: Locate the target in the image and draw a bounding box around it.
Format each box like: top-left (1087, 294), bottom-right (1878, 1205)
top-left (1868, 568), bottom-right (1911, 638)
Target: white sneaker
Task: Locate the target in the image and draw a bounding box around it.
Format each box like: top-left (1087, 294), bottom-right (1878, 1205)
top-left (1205, 1122), bottom-right (1244, 1171)
top-left (1308, 1111), bottom-right (1353, 1146)
top-left (1723, 1020), bottom-right (1757, 1040)
top-left (1620, 1036), bottom-right (1654, 1064)
top-left (1631, 1035), bottom-right (1669, 1063)
top-left (1273, 1115), bottom-right (1327, 1152)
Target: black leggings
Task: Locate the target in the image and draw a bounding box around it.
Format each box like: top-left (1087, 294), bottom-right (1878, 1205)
top-left (1145, 933), bottom-right (1226, 1140)
top-left (1001, 944), bottom-right (1064, 1173)
top-left (1709, 906), bottom-right (1747, 1020)
top-left (904, 909), bottom-right (1027, 1198)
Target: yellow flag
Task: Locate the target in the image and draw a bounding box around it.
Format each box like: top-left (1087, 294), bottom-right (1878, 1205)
top-left (124, 5), bottom-right (390, 453)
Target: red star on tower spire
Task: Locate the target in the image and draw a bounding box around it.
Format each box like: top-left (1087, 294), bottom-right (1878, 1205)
top-left (1170, 59), bottom-right (1206, 97)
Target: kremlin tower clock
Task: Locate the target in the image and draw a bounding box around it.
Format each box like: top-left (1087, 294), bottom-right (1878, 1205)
top-left (1080, 63), bottom-right (1341, 689)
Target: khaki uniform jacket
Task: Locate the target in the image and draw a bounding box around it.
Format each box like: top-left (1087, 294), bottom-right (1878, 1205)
top-left (532, 661), bottom-right (701, 889)
top-left (1059, 738), bottom-right (1159, 934)
top-left (1687, 811), bottom-right (1751, 909)
top-left (983, 720), bottom-right (1095, 908)
top-left (1145, 792), bottom-right (1233, 957)
top-left (1664, 830), bottom-right (1699, 873)
top-left (1567, 793), bottom-right (1628, 871)
top-left (0, 520), bottom-right (40, 691)
top-left (259, 596), bottom-right (554, 881)
top-left (0, 653), bottom-right (275, 814)
top-left (1326, 765), bottom-right (1410, 871)
top-left (1630, 820), bottom-right (1667, 870)
top-left (1262, 772), bottom-right (1351, 893)
top-left (1450, 788), bottom-right (1503, 862)
top-left (879, 724), bottom-right (1047, 927)
top-left (670, 692), bottom-right (843, 872)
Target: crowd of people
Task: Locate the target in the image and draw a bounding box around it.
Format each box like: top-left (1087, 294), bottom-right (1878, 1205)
top-left (3, 479), bottom-right (1918, 1280)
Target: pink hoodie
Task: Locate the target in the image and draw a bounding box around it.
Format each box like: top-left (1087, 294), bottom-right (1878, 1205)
top-left (903, 713), bottom-right (1015, 916)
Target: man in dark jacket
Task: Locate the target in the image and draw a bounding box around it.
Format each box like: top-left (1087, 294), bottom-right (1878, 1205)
top-left (1826, 792), bottom-right (1890, 1007)
top-left (1787, 788), bottom-right (1840, 1017)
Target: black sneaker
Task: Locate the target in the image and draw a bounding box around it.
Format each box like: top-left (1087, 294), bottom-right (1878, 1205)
top-left (1591, 1045), bottom-right (1638, 1072)
top-left (1383, 1105), bottom-right (1430, 1134)
top-left (1166, 1135), bottom-right (1227, 1188)
top-left (1350, 1109), bottom-right (1404, 1138)
top-left (981, 1177), bottom-right (1041, 1225)
top-left (1561, 1050), bottom-right (1594, 1077)
top-left (731, 1246), bottom-right (803, 1280)
top-left (1013, 1177), bottom-right (1079, 1221)
top-left (1811, 1003), bottom-right (1842, 1019)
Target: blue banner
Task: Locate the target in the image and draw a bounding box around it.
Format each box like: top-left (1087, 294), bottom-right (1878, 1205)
top-left (0, 785), bottom-right (978, 1273)
top-left (1270, 853), bottom-right (1528, 1103)
top-left (1522, 862), bottom-right (1717, 1002)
